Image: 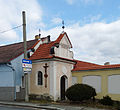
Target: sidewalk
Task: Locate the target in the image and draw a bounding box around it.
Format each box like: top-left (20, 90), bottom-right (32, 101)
top-left (50, 104), bottom-right (107, 110)
top-left (0, 101), bottom-right (62, 110)
top-left (0, 101), bottom-right (108, 110)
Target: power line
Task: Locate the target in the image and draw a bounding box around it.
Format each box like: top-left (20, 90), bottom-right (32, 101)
top-left (0, 25), bottom-right (22, 34)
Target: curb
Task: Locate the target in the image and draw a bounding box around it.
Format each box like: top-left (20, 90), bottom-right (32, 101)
top-left (0, 101), bottom-right (64, 110)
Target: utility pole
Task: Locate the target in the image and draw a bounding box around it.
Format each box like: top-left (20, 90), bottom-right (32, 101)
top-left (22, 11), bottom-right (29, 102)
top-left (22, 11), bottom-right (27, 58)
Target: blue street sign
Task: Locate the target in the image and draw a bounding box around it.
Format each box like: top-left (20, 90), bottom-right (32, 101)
top-left (22, 59), bottom-right (32, 73)
top-left (22, 59), bottom-right (32, 64)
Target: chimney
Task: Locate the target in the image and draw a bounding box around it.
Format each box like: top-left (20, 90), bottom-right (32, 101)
top-left (35, 34), bottom-right (41, 40)
top-left (47, 35), bottom-right (51, 43)
top-left (104, 62), bottom-right (110, 65)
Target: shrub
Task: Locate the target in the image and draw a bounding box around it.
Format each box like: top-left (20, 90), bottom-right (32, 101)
top-left (65, 83), bottom-right (96, 101)
top-left (99, 95), bottom-right (113, 106)
top-left (115, 101), bottom-right (120, 110)
top-left (29, 93), bottom-right (53, 101)
top-left (29, 94), bottom-right (38, 100)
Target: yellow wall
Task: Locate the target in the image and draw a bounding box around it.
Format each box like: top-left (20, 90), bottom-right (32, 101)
top-left (72, 69), bottom-right (120, 101)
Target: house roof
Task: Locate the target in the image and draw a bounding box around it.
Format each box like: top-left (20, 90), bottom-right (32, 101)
top-left (30, 41), bottom-right (55, 60)
top-left (72, 60), bottom-right (120, 71)
top-left (0, 39), bottom-right (38, 63)
top-left (30, 32), bottom-right (73, 61)
top-left (72, 60), bottom-right (100, 71)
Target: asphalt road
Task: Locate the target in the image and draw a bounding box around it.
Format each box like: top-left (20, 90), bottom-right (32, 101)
top-left (0, 105), bottom-right (45, 110)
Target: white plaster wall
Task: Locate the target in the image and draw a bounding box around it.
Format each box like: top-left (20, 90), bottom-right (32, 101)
top-left (82, 76), bottom-right (101, 93)
top-left (72, 77), bottom-right (77, 85)
top-left (108, 75), bottom-right (120, 94)
top-left (55, 61), bottom-right (73, 100)
top-left (49, 61), bottom-right (57, 100)
top-left (55, 34), bottom-right (73, 59)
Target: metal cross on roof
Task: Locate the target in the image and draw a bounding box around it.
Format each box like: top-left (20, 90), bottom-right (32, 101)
top-left (62, 20), bottom-right (65, 31)
top-left (39, 29), bottom-right (41, 37)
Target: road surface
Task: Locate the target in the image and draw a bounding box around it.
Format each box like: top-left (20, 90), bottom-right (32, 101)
top-left (0, 105), bottom-right (44, 110)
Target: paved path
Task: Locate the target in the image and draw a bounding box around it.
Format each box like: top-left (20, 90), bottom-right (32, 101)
top-left (0, 105), bottom-right (36, 110)
top-left (50, 104), bottom-right (107, 110)
top-left (0, 101), bottom-right (109, 110)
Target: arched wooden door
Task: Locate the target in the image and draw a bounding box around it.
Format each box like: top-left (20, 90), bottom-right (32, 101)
top-left (60, 75), bottom-right (68, 100)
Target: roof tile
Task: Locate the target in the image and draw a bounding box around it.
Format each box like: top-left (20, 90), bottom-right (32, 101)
top-left (0, 39), bottom-right (38, 63)
top-left (72, 60), bottom-right (120, 71)
top-left (30, 32), bottom-right (71, 60)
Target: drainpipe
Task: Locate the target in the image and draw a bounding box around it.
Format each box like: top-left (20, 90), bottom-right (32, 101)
top-left (6, 63), bottom-right (16, 101)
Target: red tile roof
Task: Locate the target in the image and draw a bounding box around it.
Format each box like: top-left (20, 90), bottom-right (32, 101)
top-left (30, 41), bottom-right (55, 60)
top-left (72, 60), bottom-right (120, 71)
top-left (30, 32), bottom-right (73, 60)
top-left (72, 60), bottom-right (100, 71)
top-left (0, 39), bottom-right (38, 63)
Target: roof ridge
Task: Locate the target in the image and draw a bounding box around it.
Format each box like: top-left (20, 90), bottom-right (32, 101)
top-left (102, 64), bottom-right (120, 66)
top-left (74, 59), bottom-right (100, 66)
top-left (0, 39), bottom-right (38, 48)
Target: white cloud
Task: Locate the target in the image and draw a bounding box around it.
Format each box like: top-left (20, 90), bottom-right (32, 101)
top-left (51, 17), bottom-right (62, 24)
top-left (0, 0), bottom-right (43, 42)
top-left (66, 0), bottom-right (102, 5)
top-left (66, 0), bottom-right (78, 5)
top-left (42, 19), bottom-right (120, 64)
top-left (66, 20), bottom-right (120, 64)
top-left (81, 0), bottom-right (98, 4)
top-left (90, 14), bottom-right (101, 22)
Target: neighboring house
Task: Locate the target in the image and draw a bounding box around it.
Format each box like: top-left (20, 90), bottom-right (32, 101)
top-left (72, 61), bottom-right (120, 101)
top-left (0, 39), bottom-right (39, 101)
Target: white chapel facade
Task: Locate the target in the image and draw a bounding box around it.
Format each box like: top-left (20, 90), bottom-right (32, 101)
top-left (29, 32), bottom-right (76, 100)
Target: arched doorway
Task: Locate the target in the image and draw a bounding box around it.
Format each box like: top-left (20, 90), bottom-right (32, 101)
top-left (60, 75), bottom-right (68, 100)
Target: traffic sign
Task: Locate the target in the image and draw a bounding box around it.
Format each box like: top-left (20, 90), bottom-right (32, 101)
top-left (22, 59), bottom-right (32, 64)
top-left (22, 59), bottom-right (32, 73)
top-left (23, 68), bottom-right (32, 72)
top-left (22, 63), bottom-right (32, 68)
top-left (22, 59), bottom-right (32, 68)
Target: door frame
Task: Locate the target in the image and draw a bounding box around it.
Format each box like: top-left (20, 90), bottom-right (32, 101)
top-left (60, 75), bottom-right (68, 100)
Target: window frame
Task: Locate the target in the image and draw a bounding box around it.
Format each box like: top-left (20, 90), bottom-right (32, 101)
top-left (37, 71), bottom-right (43, 86)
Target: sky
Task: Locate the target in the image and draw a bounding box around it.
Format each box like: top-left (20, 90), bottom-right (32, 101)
top-left (0, 0), bottom-right (120, 65)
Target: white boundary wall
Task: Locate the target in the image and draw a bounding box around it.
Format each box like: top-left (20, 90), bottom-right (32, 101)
top-left (82, 75), bottom-right (101, 93)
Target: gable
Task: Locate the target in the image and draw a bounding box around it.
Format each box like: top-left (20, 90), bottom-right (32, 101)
top-left (60, 34), bottom-right (72, 49)
top-left (55, 32), bottom-right (72, 48)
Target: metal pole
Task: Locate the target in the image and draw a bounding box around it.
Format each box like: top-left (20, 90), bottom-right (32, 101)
top-left (22, 11), bottom-right (29, 102)
top-left (22, 11), bottom-right (27, 59)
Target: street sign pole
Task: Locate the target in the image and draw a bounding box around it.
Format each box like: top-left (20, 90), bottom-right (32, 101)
top-left (22, 59), bottom-right (32, 102)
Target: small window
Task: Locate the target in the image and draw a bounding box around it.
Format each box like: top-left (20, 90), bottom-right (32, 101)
top-left (50, 46), bottom-right (55, 54)
top-left (38, 71), bottom-right (43, 85)
top-left (22, 76), bottom-right (25, 88)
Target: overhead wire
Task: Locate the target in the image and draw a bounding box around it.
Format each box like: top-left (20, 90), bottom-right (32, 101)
top-left (0, 24), bottom-right (22, 34)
